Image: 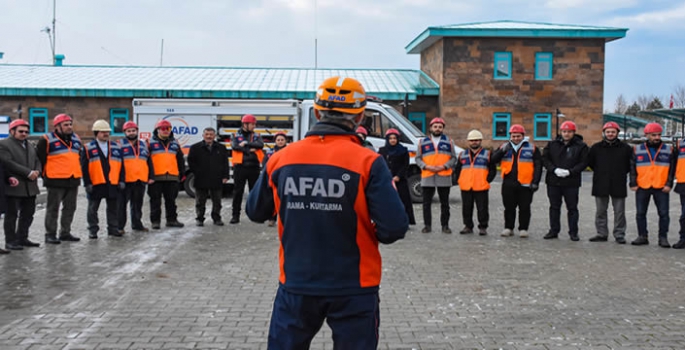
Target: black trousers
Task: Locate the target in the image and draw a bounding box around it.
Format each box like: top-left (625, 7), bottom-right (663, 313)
top-left (148, 181), bottom-right (179, 223)
top-left (87, 197), bottom-right (118, 235)
top-left (196, 188), bottom-right (223, 222)
top-left (422, 186), bottom-right (450, 228)
top-left (547, 185), bottom-right (580, 236)
top-left (4, 196), bottom-right (36, 244)
top-left (45, 186), bottom-right (78, 237)
top-left (118, 181), bottom-right (146, 230)
top-left (461, 190), bottom-right (489, 229)
top-left (232, 165), bottom-right (260, 217)
top-left (502, 185), bottom-right (534, 230)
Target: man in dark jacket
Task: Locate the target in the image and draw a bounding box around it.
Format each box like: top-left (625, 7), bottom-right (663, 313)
top-left (188, 127), bottom-right (229, 226)
top-left (586, 122), bottom-right (632, 244)
top-left (542, 121), bottom-right (589, 241)
top-left (0, 119), bottom-right (42, 250)
top-left (230, 114), bottom-right (264, 224)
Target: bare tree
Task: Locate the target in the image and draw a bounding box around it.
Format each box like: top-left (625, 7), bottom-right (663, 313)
top-left (614, 94), bottom-right (628, 114)
top-left (635, 94), bottom-right (655, 111)
top-left (674, 85), bottom-right (685, 108)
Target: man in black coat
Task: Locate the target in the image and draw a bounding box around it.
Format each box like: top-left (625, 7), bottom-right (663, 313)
top-left (542, 121), bottom-right (589, 241)
top-left (586, 122), bottom-right (633, 244)
top-left (188, 127), bottom-right (229, 226)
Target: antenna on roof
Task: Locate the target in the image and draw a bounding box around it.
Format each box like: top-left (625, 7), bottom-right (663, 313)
top-left (160, 39), bottom-right (164, 66)
top-left (41, 0), bottom-right (57, 65)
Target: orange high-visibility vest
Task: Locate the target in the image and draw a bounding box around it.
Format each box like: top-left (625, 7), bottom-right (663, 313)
top-left (676, 140), bottom-right (685, 184)
top-left (232, 131), bottom-right (264, 165)
top-left (418, 135), bottom-right (453, 178)
top-left (635, 142), bottom-right (671, 189)
top-left (457, 148), bottom-right (490, 191)
top-left (149, 138), bottom-right (180, 176)
top-left (500, 142), bottom-right (535, 185)
top-left (119, 138), bottom-right (149, 183)
top-left (84, 141), bottom-right (123, 186)
top-left (43, 132), bottom-right (83, 179)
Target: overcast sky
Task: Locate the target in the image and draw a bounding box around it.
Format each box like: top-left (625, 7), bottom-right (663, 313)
top-left (0, 0), bottom-right (683, 109)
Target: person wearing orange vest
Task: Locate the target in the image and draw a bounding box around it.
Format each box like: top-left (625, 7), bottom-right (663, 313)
top-left (673, 136), bottom-right (685, 249)
top-left (36, 113), bottom-right (83, 244)
top-left (629, 122), bottom-right (675, 247)
top-left (147, 119), bottom-right (186, 229)
top-left (491, 124), bottom-right (543, 238)
top-left (80, 120), bottom-right (125, 239)
top-left (117, 121), bottom-right (152, 234)
top-left (542, 121), bottom-right (589, 242)
top-left (415, 117), bottom-right (457, 234)
top-left (454, 130), bottom-right (496, 235)
top-left (230, 114), bottom-right (264, 224)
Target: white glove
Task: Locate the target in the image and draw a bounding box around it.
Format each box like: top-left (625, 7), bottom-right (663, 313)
top-left (560, 169), bottom-right (571, 177)
top-left (554, 168), bottom-right (564, 177)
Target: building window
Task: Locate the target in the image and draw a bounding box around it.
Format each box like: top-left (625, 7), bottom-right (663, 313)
top-left (535, 52), bottom-right (553, 80)
top-left (492, 113), bottom-right (511, 140)
top-left (409, 112), bottom-right (426, 133)
top-left (534, 113), bottom-right (552, 140)
top-left (494, 52), bottom-right (512, 80)
top-left (29, 108), bottom-right (48, 135)
top-left (110, 108), bottom-right (129, 135)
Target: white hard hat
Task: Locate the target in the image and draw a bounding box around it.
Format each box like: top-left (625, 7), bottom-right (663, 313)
top-left (467, 129), bottom-right (483, 141)
top-left (92, 119), bottom-right (111, 132)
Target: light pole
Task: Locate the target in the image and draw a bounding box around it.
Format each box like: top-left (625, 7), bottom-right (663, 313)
top-left (555, 108), bottom-right (565, 138)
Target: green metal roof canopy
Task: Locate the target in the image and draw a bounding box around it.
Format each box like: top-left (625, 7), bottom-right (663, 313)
top-left (603, 113), bottom-right (650, 129)
top-left (638, 108), bottom-right (685, 123)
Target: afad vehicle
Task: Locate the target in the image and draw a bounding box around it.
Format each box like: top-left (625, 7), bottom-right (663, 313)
top-left (133, 98), bottom-right (461, 202)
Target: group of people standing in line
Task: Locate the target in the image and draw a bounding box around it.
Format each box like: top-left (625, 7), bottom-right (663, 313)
top-left (412, 117), bottom-right (685, 250)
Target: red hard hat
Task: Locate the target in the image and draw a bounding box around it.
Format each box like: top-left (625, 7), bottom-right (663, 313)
top-left (53, 114), bottom-right (72, 127)
top-left (356, 126), bottom-right (368, 136)
top-left (560, 121), bottom-right (577, 131)
top-left (509, 124), bottom-right (525, 134)
top-left (9, 119), bottom-right (29, 130)
top-left (155, 119), bottom-right (172, 130)
top-left (122, 121), bottom-right (138, 130)
top-left (429, 117), bottom-right (445, 127)
top-left (242, 114), bottom-right (257, 124)
top-left (644, 122), bottom-right (663, 135)
top-left (602, 121), bottom-right (620, 131)
top-left (274, 131), bottom-right (287, 139)
top-left (385, 128), bottom-right (400, 137)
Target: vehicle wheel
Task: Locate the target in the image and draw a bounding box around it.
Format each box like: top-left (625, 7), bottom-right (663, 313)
top-left (183, 173), bottom-right (196, 198)
top-left (408, 174), bottom-right (423, 203)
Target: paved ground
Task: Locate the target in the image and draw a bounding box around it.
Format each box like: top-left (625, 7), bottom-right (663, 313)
top-left (1, 174), bottom-right (685, 350)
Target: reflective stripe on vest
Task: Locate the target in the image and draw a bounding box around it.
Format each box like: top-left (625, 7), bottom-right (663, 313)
top-left (635, 142), bottom-right (671, 189)
top-left (419, 135), bottom-right (453, 178)
top-left (120, 138), bottom-right (149, 183)
top-left (149, 139), bottom-right (180, 176)
top-left (232, 131), bottom-right (264, 165)
top-left (676, 140), bottom-right (685, 184)
top-left (43, 132), bottom-right (83, 179)
top-left (85, 141), bottom-right (123, 186)
top-left (500, 142), bottom-right (535, 185)
top-left (457, 148), bottom-right (490, 191)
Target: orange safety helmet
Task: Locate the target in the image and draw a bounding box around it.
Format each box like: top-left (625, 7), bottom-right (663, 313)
top-left (509, 124), bottom-right (525, 134)
top-left (314, 76), bottom-right (367, 116)
top-left (53, 114), bottom-right (72, 127)
top-left (9, 119), bottom-right (29, 130)
top-left (429, 118), bottom-right (445, 127)
top-left (385, 128), bottom-right (400, 137)
top-left (155, 119), bottom-right (172, 130)
top-left (602, 121), bottom-right (620, 131)
top-left (242, 114), bottom-right (257, 124)
top-left (122, 121), bottom-right (138, 130)
top-left (356, 126), bottom-right (368, 136)
top-left (644, 122), bottom-right (663, 135)
top-left (560, 121), bottom-right (577, 131)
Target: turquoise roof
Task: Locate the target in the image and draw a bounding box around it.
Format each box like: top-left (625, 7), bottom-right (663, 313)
top-left (0, 65), bottom-right (439, 100)
top-left (406, 20), bottom-right (628, 54)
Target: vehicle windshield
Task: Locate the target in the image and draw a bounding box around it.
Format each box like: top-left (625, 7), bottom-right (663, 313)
top-left (383, 106), bottom-right (425, 138)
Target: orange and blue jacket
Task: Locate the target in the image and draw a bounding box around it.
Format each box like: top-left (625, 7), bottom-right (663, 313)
top-left (81, 140), bottom-right (125, 186)
top-left (149, 133), bottom-right (185, 181)
top-left (119, 138), bottom-right (151, 183)
top-left (42, 132), bottom-right (83, 180)
top-left (629, 142), bottom-right (675, 189)
top-left (245, 122), bottom-right (408, 296)
top-left (492, 141), bottom-right (543, 187)
top-left (455, 148), bottom-right (495, 191)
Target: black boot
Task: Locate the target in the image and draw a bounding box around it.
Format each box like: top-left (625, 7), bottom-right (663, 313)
top-left (631, 236), bottom-right (649, 245)
top-left (543, 231), bottom-right (558, 239)
top-left (589, 235), bottom-right (608, 242)
top-left (59, 234), bottom-right (81, 242)
top-left (6, 242), bottom-right (24, 250)
top-left (45, 235), bottom-right (61, 245)
top-left (658, 237), bottom-right (671, 248)
top-left (672, 239), bottom-right (685, 249)
top-left (229, 216), bottom-right (240, 224)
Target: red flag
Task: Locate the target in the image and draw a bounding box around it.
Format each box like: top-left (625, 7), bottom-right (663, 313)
top-left (670, 94), bottom-right (675, 109)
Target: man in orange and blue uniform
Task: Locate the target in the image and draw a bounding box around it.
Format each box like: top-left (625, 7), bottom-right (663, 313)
top-left (491, 124), bottom-right (543, 238)
top-left (246, 76), bottom-right (408, 350)
top-left (672, 135), bottom-right (685, 249)
top-left (148, 119), bottom-right (185, 229)
top-left (415, 117), bottom-right (457, 234)
top-left (117, 121), bottom-right (152, 234)
top-left (629, 122), bottom-right (675, 247)
top-left (36, 113), bottom-right (83, 244)
top-left (81, 120), bottom-right (125, 239)
top-left (454, 129), bottom-right (496, 235)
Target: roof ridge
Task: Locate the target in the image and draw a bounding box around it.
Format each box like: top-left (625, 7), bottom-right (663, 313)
top-left (0, 63), bottom-right (422, 72)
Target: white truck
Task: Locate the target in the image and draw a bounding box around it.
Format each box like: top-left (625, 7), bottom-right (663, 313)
top-left (132, 98), bottom-right (446, 202)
